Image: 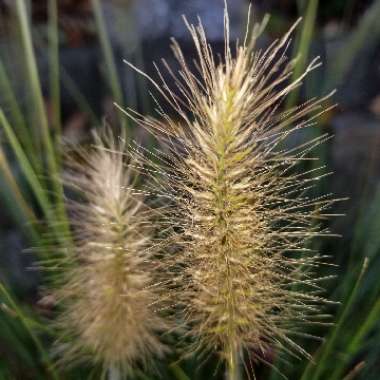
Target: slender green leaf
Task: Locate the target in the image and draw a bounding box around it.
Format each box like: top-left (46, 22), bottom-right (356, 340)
top-left (48, 0), bottom-right (61, 136)
top-left (169, 363), bottom-right (191, 380)
top-left (60, 67), bottom-right (100, 127)
top-left (15, 0), bottom-right (53, 161)
top-left (0, 59), bottom-right (40, 169)
top-left (91, 0), bottom-right (129, 133)
top-left (0, 109), bottom-right (52, 222)
top-left (0, 147), bottom-right (39, 240)
top-left (329, 296), bottom-right (380, 380)
top-left (0, 283), bottom-right (59, 380)
top-left (324, 0), bottom-right (380, 91)
top-left (301, 258), bottom-right (368, 380)
top-left (286, 0), bottom-right (319, 109)
top-left (15, 0), bottom-right (67, 225)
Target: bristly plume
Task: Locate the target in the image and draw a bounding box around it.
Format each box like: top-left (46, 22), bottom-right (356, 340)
top-left (51, 131), bottom-right (169, 377)
top-left (117, 5), bottom-right (337, 378)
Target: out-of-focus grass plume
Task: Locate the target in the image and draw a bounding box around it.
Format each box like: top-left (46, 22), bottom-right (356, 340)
top-left (49, 132), bottom-right (170, 377)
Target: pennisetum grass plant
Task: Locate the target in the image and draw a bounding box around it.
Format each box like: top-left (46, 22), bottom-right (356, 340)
top-left (47, 132), bottom-right (170, 379)
top-left (3, 1), bottom-right (380, 378)
top-left (116, 3), bottom-right (338, 379)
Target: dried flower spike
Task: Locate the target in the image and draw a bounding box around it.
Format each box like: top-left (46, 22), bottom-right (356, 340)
top-left (118, 5), bottom-right (336, 378)
top-left (52, 132), bottom-right (169, 377)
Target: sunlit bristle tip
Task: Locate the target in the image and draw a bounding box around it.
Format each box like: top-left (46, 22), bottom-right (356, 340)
top-left (52, 130), bottom-right (169, 376)
top-left (119, 6), bottom-right (336, 376)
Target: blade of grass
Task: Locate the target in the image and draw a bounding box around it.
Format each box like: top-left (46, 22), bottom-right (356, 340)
top-left (329, 296), bottom-right (380, 380)
top-left (32, 18), bottom-right (99, 129)
top-left (15, 0), bottom-right (67, 223)
top-left (0, 59), bottom-right (38, 167)
top-left (324, 0), bottom-right (380, 92)
top-left (0, 315), bottom-right (39, 374)
top-left (0, 147), bottom-right (39, 240)
top-left (301, 257), bottom-right (368, 380)
top-left (48, 0), bottom-right (61, 136)
top-left (340, 189), bottom-right (380, 300)
top-left (286, 0), bottom-right (319, 110)
top-left (0, 283), bottom-right (59, 380)
top-left (15, 0), bottom-right (51, 160)
top-left (91, 0), bottom-right (129, 133)
top-left (169, 363), bottom-right (191, 380)
top-left (111, 3), bottom-right (137, 111)
top-left (60, 67), bottom-right (100, 127)
top-left (0, 109), bottom-right (70, 249)
top-left (0, 109), bottom-right (53, 223)
top-left (352, 188), bottom-right (380, 259)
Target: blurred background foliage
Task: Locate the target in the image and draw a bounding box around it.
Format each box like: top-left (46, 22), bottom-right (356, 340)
top-left (0, 0), bottom-right (379, 379)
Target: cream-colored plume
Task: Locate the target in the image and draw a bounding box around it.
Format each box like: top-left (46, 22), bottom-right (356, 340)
top-left (52, 132), bottom-right (169, 377)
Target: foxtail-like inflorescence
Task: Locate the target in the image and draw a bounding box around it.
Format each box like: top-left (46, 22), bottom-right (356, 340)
top-left (118, 6), bottom-right (337, 377)
top-left (51, 132), bottom-right (169, 377)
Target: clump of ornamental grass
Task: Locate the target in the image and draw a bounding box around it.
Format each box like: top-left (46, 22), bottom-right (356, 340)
top-left (49, 131), bottom-right (170, 377)
top-left (117, 5), bottom-right (337, 379)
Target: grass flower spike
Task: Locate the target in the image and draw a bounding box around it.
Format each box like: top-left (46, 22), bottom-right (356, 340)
top-left (119, 5), bottom-right (336, 378)
top-left (52, 132), bottom-right (169, 377)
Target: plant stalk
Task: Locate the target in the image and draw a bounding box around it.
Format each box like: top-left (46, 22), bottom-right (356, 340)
top-left (226, 344), bottom-right (240, 380)
top-left (108, 366), bottom-right (121, 380)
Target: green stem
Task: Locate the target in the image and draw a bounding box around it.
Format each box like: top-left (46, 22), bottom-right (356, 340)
top-left (226, 344), bottom-right (240, 380)
top-left (108, 366), bottom-right (121, 380)
top-left (214, 90), bottom-right (241, 380)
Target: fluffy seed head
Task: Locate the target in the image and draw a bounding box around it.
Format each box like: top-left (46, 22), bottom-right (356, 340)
top-left (120, 6), bottom-right (336, 372)
top-left (52, 132), bottom-right (169, 375)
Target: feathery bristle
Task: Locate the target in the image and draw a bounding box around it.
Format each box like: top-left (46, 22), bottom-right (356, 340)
top-left (118, 8), bottom-right (336, 375)
top-left (52, 132), bottom-right (169, 375)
